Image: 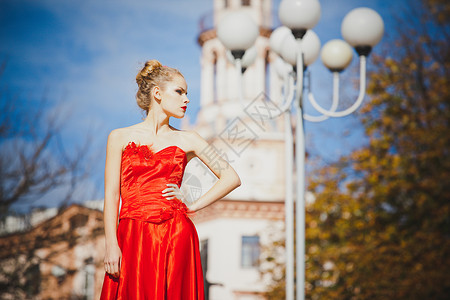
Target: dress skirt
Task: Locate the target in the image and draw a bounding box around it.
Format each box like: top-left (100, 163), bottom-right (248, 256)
top-left (100, 212), bottom-right (205, 300)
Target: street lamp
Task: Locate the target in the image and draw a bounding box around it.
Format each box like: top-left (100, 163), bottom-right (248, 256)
top-left (275, 1), bottom-right (384, 300)
top-left (217, 11), bottom-right (259, 101)
top-left (217, 1), bottom-right (383, 299)
top-left (226, 46), bottom-right (258, 74)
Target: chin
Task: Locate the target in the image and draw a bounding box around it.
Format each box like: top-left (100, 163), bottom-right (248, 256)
top-left (172, 113), bottom-right (185, 119)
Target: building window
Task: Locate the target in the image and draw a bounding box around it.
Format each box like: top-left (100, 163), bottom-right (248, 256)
top-left (200, 239), bottom-right (209, 299)
top-left (69, 213), bottom-right (89, 229)
top-left (212, 52), bottom-right (218, 104)
top-left (83, 258), bottom-right (96, 300)
top-left (242, 0), bottom-right (251, 6)
top-left (241, 235), bottom-right (260, 268)
top-left (264, 49), bottom-right (270, 96)
top-left (200, 239), bottom-right (209, 273)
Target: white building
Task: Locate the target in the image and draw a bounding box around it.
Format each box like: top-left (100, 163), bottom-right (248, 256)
top-left (181, 0), bottom-right (289, 299)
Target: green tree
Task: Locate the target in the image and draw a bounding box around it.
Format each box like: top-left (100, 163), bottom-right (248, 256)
top-left (262, 1), bottom-right (450, 299)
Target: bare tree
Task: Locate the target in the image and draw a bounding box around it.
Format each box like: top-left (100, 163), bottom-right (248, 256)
top-left (0, 61), bottom-right (94, 218)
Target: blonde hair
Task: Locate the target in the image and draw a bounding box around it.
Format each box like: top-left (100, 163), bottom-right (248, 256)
top-left (135, 59), bottom-right (183, 114)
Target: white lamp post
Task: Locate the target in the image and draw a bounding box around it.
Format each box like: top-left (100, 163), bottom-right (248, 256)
top-left (217, 11), bottom-right (259, 101)
top-left (276, 1), bottom-right (384, 300)
top-left (218, 2), bottom-right (384, 299)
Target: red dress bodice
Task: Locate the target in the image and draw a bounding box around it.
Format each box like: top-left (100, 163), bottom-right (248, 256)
top-left (119, 142), bottom-right (191, 223)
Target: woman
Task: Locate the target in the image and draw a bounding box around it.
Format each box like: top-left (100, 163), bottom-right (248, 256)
top-left (100, 60), bottom-right (241, 299)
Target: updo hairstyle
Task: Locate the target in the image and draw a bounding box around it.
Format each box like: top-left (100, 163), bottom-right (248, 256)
top-left (135, 59), bottom-right (183, 114)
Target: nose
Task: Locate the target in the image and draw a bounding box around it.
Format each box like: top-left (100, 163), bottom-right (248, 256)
top-left (184, 95), bottom-right (190, 104)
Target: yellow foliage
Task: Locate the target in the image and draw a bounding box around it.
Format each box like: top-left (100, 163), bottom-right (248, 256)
top-left (262, 1), bottom-right (450, 298)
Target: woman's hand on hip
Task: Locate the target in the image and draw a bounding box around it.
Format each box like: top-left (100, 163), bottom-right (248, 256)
top-left (162, 183), bottom-right (186, 203)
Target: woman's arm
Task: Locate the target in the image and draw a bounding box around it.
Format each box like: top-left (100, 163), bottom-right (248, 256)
top-left (187, 131), bottom-right (241, 212)
top-left (103, 129), bottom-right (123, 278)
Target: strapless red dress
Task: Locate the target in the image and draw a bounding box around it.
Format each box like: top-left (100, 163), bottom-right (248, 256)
top-left (100, 142), bottom-right (205, 300)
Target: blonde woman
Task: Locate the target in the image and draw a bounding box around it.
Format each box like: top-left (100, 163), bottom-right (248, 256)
top-left (100, 60), bottom-right (241, 299)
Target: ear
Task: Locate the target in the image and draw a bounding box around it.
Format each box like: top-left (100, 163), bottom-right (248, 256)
top-left (152, 86), bottom-right (162, 102)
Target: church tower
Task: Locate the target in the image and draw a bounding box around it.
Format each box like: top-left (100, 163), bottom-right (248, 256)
top-left (189, 0), bottom-right (286, 203)
top-left (196, 0), bottom-right (283, 139)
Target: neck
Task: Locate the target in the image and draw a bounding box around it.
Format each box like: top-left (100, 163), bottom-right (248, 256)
top-left (142, 108), bottom-right (170, 136)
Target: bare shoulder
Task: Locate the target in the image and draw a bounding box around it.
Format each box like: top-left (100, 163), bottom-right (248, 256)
top-left (107, 126), bottom-right (135, 150)
top-left (183, 129), bottom-right (205, 142)
top-left (176, 129), bottom-right (209, 153)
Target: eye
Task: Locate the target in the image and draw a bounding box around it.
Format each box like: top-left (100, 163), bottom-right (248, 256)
top-left (175, 89), bottom-right (183, 95)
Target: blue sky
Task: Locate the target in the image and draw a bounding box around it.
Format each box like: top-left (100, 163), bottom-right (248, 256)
top-left (1, 0), bottom-right (412, 210)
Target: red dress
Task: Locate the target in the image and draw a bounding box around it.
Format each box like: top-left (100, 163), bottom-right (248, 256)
top-left (100, 142), bottom-right (205, 300)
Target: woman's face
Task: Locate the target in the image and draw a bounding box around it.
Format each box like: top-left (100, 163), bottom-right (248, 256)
top-left (158, 75), bottom-right (189, 119)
